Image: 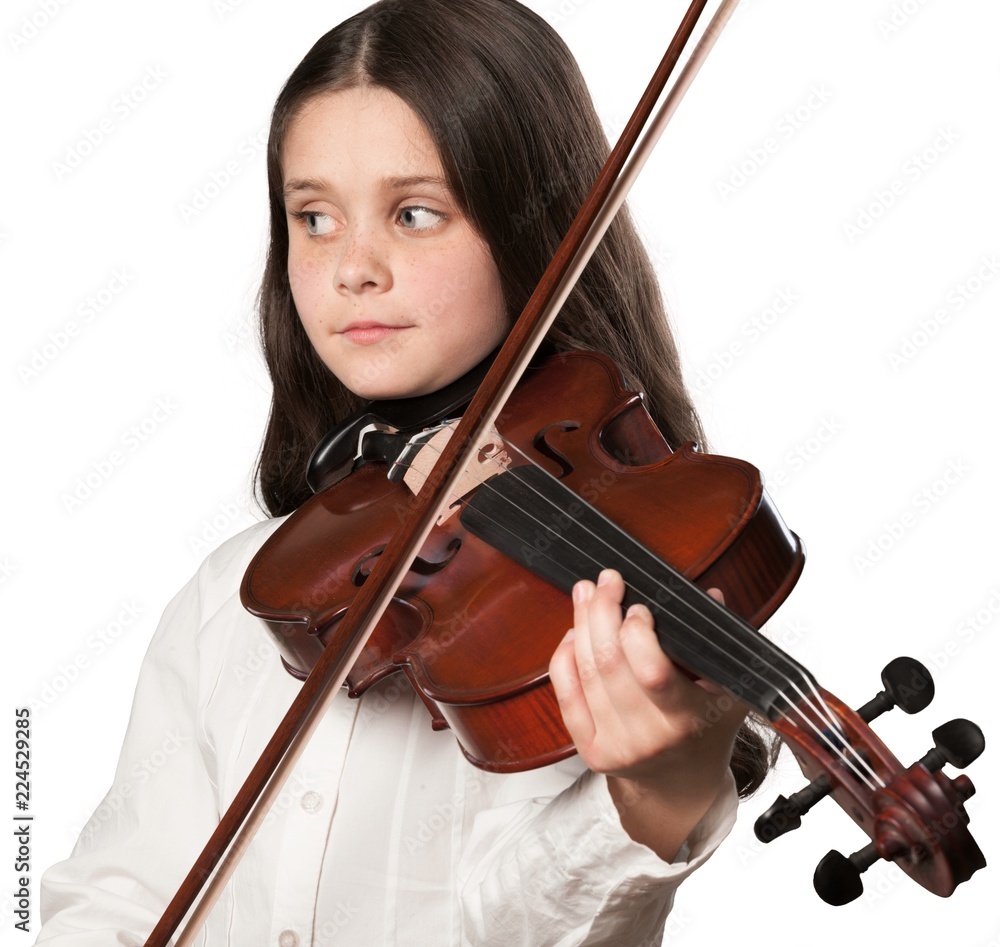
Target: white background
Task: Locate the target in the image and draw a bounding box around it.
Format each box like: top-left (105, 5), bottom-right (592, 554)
top-left (3, 0), bottom-right (998, 943)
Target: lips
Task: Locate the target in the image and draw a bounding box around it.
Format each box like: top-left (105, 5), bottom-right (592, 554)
top-left (338, 321), bottom-right (411, 345)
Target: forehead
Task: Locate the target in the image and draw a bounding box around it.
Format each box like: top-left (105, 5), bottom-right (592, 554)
top-left (281, 86), bottom-right (443, 182)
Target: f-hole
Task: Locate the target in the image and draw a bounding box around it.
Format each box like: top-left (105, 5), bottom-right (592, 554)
top-left (532, 421), bottom-right (580, 479)
top-left (353, 538), bottom-right (463, 586)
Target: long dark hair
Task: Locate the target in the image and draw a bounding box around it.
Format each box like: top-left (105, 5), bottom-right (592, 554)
top-left (253, 0), bottom-right (777, 796)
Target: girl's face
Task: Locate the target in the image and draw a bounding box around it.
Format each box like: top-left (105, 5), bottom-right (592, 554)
top-left (283, 86), bottom-right (508, 400)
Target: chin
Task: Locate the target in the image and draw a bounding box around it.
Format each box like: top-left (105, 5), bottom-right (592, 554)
top-left (344, 377), bottom-right (428, 402)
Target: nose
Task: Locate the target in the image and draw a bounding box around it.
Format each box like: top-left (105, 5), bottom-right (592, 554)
top-left (333, 223), bottom-right (392, 296)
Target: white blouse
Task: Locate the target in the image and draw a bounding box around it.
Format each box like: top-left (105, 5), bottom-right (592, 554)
top-left (37, 518), bottom-right (738, 946)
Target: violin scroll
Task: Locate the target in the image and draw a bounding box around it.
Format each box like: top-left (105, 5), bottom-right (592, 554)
top-left (757, 657), bottom-right (986, 904)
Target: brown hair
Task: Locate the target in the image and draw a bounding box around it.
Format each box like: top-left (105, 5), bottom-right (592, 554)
top-left (253, 0), bottom-right (776, 795)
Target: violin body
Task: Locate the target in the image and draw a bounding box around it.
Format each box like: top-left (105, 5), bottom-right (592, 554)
top-left (242, 350), bottom-right (805, 772)
top-left (241, 351), bottom-right (986, 903)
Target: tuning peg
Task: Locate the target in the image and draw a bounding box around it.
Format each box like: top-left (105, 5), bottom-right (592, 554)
top-left (855, 656), bottom-right (934, 723)
top-left (918, 718), bottom-right (985, 772)
top-left (814, 843), bottom-right (882, 905)
top-left (755, 775), bottom-right (830, 842)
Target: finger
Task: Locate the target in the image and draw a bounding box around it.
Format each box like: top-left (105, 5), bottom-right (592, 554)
top-left (616, 602), bottom-right (681, 704)
top-left (549, 628), bottom-right (596, 748)
top-left (571, 577), bottom-right (597, 649)
top-left (581, 568), bottom-right (624, 660)
top-left (692, 588), bottom-right (729, 696)
top-left (560, 572), bottom-right (633, 756)
top-left (575, 570), bottom-right (635, 705)
top-left (617, 592), bottom-right (742, 724)
top-left (579, 571), bottom-right (683, 742)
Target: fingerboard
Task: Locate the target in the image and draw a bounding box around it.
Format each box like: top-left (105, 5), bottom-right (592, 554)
top-left (460, 464), bottom-right (815, 720)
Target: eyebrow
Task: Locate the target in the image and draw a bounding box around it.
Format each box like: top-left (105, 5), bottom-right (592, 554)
top-left (282, 174), bottom-right (450, 200)
top-left (283, 177), bottom-right (329, 199)
top-left (382, 174), bottom-right (450, 192)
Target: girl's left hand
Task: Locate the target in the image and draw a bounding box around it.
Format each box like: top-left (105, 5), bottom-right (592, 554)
top-left (548, 568), bottom-right (747, 861)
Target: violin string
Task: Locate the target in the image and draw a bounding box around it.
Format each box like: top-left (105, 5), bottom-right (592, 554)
top-left (401, 430), bottom-right (880, 792)
top-left (476, 435), bottom-right (882, 793)
top-left (490, 442), bottom-right (883, 791)
top-left (398, 426), bottom-right (879, 790)
top-left (393, 424), bottom-right (882, 791)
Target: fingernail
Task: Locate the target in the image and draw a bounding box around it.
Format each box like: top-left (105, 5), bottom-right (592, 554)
top-left (572, 582), bottom-right (586, 604)
top-left (597, 569), bottom-right (613, 587)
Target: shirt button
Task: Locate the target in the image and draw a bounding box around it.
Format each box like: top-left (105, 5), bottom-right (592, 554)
top-left (300, 790), bottom-right (323, 813)
top-left (278, 930), bottom-right (299, 947)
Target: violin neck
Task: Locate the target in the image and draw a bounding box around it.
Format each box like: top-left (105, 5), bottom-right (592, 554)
top-left (459, 463), bottom-right (815, 721)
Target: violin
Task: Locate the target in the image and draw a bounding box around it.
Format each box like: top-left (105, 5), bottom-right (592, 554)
top-left (242, 345), bottom-right (985, 904)
top-left (145, 1), bottom-right (986, 942)
top-left (243, 348), bottom-right (805, 774)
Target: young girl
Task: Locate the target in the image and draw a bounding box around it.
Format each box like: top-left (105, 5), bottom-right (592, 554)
top-left (37, 1), bottom-right (770, 942)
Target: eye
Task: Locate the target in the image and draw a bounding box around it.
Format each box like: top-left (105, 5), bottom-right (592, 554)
top-left (291, 210), bottom-right (336, 236)
top-left (398, 206), bottom-right (444, 231)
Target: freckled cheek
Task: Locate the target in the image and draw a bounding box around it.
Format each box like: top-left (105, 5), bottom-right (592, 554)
top-left (466, 260), bottom-right (508, 341)
top-left (287, 255), bottom-right (332, 327)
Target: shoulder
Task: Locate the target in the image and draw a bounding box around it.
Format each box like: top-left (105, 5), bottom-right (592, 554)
top-left (189, 515), bottom-right (289, 614)
top-left (195, 515), bottom-right (289, 580)
top-left (145, 516), bottom-right (289, 660)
